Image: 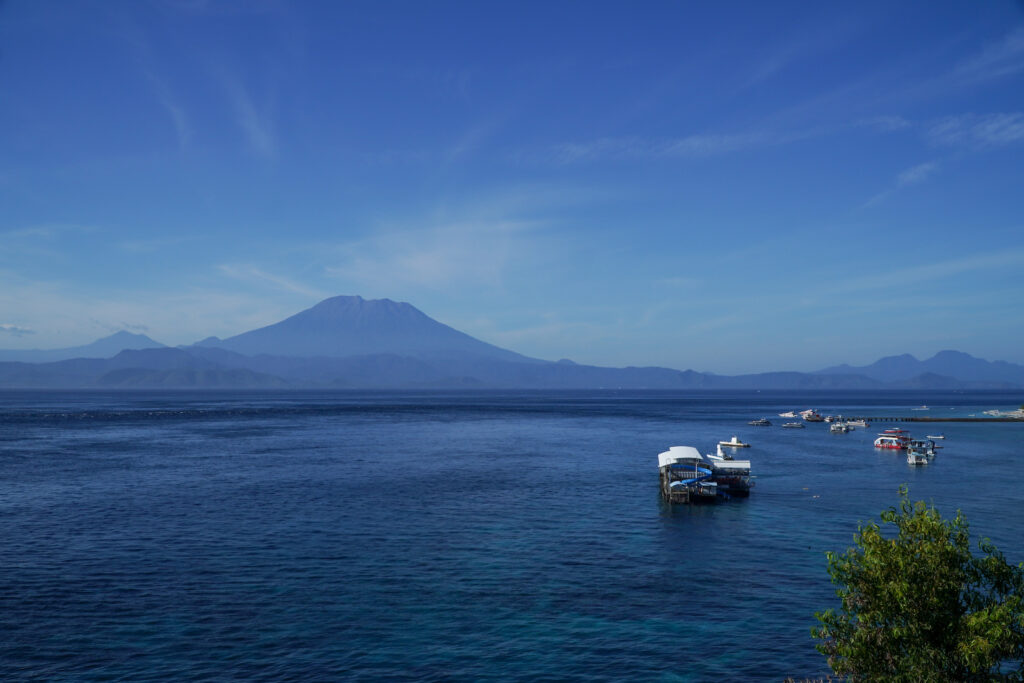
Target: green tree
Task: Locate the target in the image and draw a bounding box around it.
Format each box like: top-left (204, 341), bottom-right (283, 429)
top-left (813, 488), bottom-right (1024, 681)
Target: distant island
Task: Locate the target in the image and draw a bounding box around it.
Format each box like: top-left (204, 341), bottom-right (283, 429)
top-left (1, 295), bottom-right (1023, 390)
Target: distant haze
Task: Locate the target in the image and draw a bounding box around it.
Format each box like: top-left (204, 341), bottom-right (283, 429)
top-left (1, 295), bottom-right (1022, 390)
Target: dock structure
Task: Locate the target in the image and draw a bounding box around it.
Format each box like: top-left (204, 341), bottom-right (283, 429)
top-left (658, 445), bottom-right (753, 503)
top-left (658, 446), bottom-right (713, 504)
top-left (832, 416), bottom-right (1024, 423)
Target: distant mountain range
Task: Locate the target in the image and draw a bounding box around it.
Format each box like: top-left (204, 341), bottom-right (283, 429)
top-left (0, 330), bottom-right (165, 363)
top-left (1, 295), bottom-right (1022, 389)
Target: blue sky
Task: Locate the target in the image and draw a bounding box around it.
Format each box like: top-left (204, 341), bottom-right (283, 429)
top-left (2, 0), bottom-right (1023, 374)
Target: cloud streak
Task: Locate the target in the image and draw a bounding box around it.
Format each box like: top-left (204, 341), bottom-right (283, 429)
top-left (325, 220), bottom-right (540, 292)
top-left (928, 112), bottom-right (1024, 148)
top-left (548, 128), bottom-right (818, 164)
top-left (0, 324), bottom-right (35, 337)
top-left (865, 161), bottom-right (939, 207)
top-left (948, 26), bottom-right (1024, 87)
top-left (144, 70), bottom-right (192, 148)
top-left (218, 264), bottom-right (329, 299)
top-left (217, 68), bottom-right (277, 157)
top-left (826, 247), bottom-right (1024, 296)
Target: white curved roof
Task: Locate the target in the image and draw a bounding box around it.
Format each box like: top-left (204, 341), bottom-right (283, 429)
top-left (658, 445), bottom-right (702, 469)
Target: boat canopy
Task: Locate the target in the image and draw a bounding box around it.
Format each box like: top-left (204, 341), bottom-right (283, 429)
top-left (711, 460), bottom-right (750, 471)
top-left (658, 445), bottom-right (702, 469)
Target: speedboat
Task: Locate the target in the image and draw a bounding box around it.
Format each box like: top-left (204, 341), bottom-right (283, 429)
top-left (926, 434), bottom-right (945, 440)
top-left (782, 422), bottom-right (805, 429)
top-left (748, 418), bottom-right (772, 426)
top-left (830, 422), bottom-right (850, 434)
top-left (719, 436), bottom-right (750, 448)
top-left (779, 411), bottom-right (797, 418)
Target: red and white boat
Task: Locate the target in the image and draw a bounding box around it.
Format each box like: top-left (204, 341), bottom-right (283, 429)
top-left (874, 428), bottom-right (911, 450)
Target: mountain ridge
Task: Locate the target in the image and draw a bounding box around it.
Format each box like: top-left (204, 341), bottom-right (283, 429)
top-left (817, 350), bottom-right (1024, 386)
top-left (0, 296), bottom-right (1022, 389)
top-left (193, 295), bottom-right (540, 364)
top-left (0, 331), bottom-right (166, 363)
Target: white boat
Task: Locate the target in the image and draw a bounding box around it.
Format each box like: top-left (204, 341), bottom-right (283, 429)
top-left (782, 422), bottom-right (805, 429)
top-left (926, 434), bottom-right (945, 440)
top-left (907, 450), bottom-right (929, 465)
top-left (875, 429), bottom-right (911, 450)
top-left (830, 422), bottom-right (850, 434)
top-left (800, 409), bottom-right (824, 422)
top-left (705, 445), bottom-right (753, 496)
top-left (718, 436), bottom-right (750, 448)
top-left (779, 411), bottom-right (797, 418)
top-left (847, 419), bottom-right (869, 428)
top-left (909, 439), bottom-right (937, 457)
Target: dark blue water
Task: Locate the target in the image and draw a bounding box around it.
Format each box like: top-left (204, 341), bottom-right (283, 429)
top-left (2, 390), bottom-right (1022, 680)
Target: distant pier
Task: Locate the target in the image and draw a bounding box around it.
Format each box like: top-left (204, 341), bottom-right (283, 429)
top-left (842, 416), bottom-right (1024, 423)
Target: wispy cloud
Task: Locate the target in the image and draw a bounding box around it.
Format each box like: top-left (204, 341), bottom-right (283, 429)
top-left (948, 26), bottom-right (1024, 87)
top-left (826, 248), bottom-right (1024, 296)
top-left (1, 223), bottom-right (95, 240)
top-left (928, 112), bottom-right (1024, 148)
top-left (548, 128), bottom-right (818, 164)
top-left (0, 324), bottom-right (35, 337)
top-left (0, 269), bottom-right (314, 347)
top-left (445, 118), bottom-right (505, 163)
top-left (325, 219), bottom-right (541, 292)
top-left (118, 234), bottom-right (199, 253)
top-left (144, 70), bottom-right (192, 148)
top-left (217, 68), bottom-right (277, 157)
top-left (895, 161), bottom-right (939, 187)
top-left (218, 264), bottom-right (328, 298)
top-left (865, 161), bottom-right (939, 207)
top-left (856, 115), bottom-right (912, 133)
top-left (743, 15), bottom-right (865, 88)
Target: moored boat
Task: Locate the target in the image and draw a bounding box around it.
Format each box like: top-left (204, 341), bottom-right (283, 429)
top-left (800, 409), bottom-right (825, 422)
top-left (908, 439), bottom-right (937, 457)
top-left (719, 436), bottom-right (750, 448)
top-left (705, 445), bottom-right (754, 496)
top-left (748, 418), bottom-right (772, 426)
top-left (907, 450), bottom-right (929, 465)
top-left (782, 422), bottom-right (805, 429)
top-left (875, 428), bottom-right (911, 450)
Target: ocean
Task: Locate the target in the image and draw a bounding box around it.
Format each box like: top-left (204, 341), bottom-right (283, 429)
top-left (2, 390), bottom-right (1022, 680)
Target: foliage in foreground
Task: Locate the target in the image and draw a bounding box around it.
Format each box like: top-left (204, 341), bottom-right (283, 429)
top-left (813, 487), bottom-right (1024, 681)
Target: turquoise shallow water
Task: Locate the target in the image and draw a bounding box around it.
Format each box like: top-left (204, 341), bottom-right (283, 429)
top-left (1, 390), bottom-right (1022, 680)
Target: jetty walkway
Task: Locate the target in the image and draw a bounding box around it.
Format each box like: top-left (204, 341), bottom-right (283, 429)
top-left (840, 416), bottom-right (1024, 423)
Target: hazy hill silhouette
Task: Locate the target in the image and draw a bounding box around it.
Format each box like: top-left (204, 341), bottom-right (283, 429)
top-left (0, 297), bottom-right (1022, 389)
top-left (0, 331), bottom-right (165, 363)
top-left (194, 295), bottom-right (539, 363)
